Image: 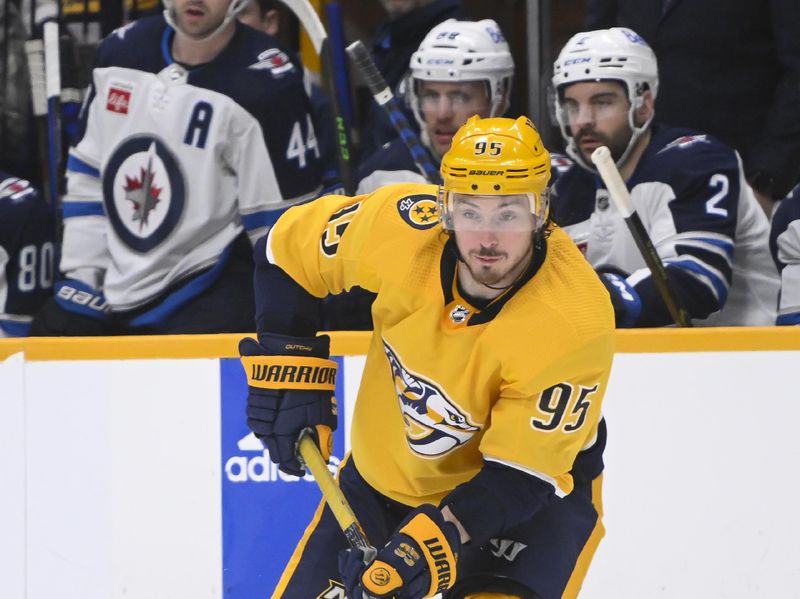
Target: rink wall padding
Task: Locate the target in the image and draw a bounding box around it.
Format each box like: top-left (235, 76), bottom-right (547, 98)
top-left (1, 328), bottom-right (799, 599)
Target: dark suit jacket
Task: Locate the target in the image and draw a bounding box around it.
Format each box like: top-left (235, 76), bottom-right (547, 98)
top-left (585, 0), bottom-right (800, 198)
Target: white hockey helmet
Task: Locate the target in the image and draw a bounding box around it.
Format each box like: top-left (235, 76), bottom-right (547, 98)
top-left (163, 0), bottom-right (250, 41)
top-left (408, 19), bottom-right (514, 131)
top-left (552, 27), bottom-right (658, 170)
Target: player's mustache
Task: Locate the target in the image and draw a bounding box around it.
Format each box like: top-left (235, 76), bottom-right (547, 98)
top-left (474, 249), bottom-right (505, 258)
top-left (575, 128), bottom-right (605, 144)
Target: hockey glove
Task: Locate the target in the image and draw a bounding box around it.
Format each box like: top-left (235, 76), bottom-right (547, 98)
top-left (239, 332), bottom-right (338, 477)
top-left (338, 504), bottom-right (460, 599)
top-left (599, 272), bottom-right (642, 328)
top-left (29, 280), bottom-right (115, 336)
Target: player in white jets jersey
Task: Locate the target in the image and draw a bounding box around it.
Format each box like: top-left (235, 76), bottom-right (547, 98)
top-left (30, 0), bottom-right (325, 335)
top-left (550, 28), bottom-right (778, 327)
top-left (770, 184), bottom-right (800, 325)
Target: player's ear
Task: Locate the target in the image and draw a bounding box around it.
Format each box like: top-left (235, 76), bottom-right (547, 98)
top-left (264, 9), bottom-right (279, 35)
top-left (633, 89), bottom-right (654, 127)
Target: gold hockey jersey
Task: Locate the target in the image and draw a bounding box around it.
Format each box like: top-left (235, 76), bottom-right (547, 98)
top-left (266, 183), bottom-right (615, 506)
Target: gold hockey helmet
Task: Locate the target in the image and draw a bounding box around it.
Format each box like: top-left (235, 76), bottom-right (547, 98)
top-left (439, 115), bottom-right (551, 232)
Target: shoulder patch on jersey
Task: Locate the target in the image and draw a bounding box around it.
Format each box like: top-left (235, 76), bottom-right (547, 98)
top-left (396, 194), bottom-right (439, 230)
top-left (657, 134), bottom-right (709, 154)
top-left (0, 176), bottom-right (35, 202)
top-left (383, 339), bottom-right (482, 457)
top-left (112, 22), bottom-right (136, 40)
top-left (550, 153), bottom-right (573, 175)
top-left (248, 48), bottom-right (295, 76)
top-left (106, 79), bottom-right (134, 115)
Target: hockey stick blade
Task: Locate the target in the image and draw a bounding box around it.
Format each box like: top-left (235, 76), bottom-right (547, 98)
top-left (297, 433), bottom-right (375, 555)
top-left (591, 146), bottom-right (692, 327)
top-left (346, 40), bottom-right (441, 185)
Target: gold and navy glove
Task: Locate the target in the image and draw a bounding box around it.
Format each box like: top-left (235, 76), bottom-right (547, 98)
top-left (239, 332), bottom-right (338, 476)
top-left (338, 504), bottom-right (460, 599)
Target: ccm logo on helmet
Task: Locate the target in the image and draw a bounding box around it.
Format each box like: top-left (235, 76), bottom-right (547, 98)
top-left (467, 169), bottom-right (504, 175)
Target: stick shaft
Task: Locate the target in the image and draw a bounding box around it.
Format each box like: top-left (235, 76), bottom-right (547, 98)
top-left (43, 21), bottom-right (63, 239)
top-left (346, 40), bottom-right (441, 185)
top-left (278, 0), bottom-right (356, 194)
top-left (297, 435), bottom-right (372, 551)
top-left (590, 146), bottom-right (691, 327)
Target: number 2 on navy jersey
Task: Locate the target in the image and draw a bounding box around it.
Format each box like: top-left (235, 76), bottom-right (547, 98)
top-left (706, 173), bottom-right (729, 217)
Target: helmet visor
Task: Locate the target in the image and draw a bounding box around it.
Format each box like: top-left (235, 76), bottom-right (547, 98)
top-left (446, 192), bottom-right (539, 232)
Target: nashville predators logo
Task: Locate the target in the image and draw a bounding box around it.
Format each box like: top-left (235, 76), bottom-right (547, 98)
top-left (396, 194), bottom-right (439, 230)
top-left (383, 339), bottom-right (481, 457)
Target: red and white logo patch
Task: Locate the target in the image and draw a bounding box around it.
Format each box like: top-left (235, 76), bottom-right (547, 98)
top-left (106, 82), bottom-right (133, 114)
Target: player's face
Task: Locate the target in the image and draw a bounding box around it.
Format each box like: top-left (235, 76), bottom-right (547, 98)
top-left (561, 80), bottom-right (632, 163)
top-left (418, 80), bottom-right (492, 157)
top-left (173, 0), bottom-right (232, 39)
top-left (451, 194), bottom-right (536, 293)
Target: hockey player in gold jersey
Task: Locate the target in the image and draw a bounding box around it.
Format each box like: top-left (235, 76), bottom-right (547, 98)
top-left (240, 116), bottom-right (615, 598)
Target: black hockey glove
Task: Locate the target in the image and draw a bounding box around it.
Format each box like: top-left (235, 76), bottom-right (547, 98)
top-left (29, 280), bottom-right (115, 336)
top-left (338, 504), bottom-right (460, 599)
top-left (239, 333), bottom-right (338, 477)
top-left (599, 272), bottom-right (642, 328)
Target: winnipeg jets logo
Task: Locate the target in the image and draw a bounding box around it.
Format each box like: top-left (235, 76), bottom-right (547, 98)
top-left (103, 135), bottom-right (185, 252)
top-left (249, 48), bottom-right (295, 75)
top-left (383, 339), bottom-right (481, 457)
top-left (123, 147), bottom-right (162, 231)
top-left (658, 134), bottom-right (709, 154)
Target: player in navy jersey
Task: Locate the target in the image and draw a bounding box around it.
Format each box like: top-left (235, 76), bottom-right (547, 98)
top-left (356, 18), bottom-right (514, 195)
top-left (30, 0), bottom-right (325, 336)
top-left (549, 28), bottom-right (779, 327)
top-left (0, 171), bottom-right (55, 337)
top-left (769, 184), bottom-right (800, 325)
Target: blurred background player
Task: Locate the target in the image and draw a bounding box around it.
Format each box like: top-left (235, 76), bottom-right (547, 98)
top-left (325, 17), bottom-right (513, 331)
top-left (0, 170), bottom-right (55, 337)
top-left (584, 0), bottom-right (800, 215)
top-left (770, 184), bottom-right (800, 325)
top-left (360, 0), bottom-right (465, 155)
top-left (30, 0), bottom-right (326, 336)
top-left (549, 28), bottom-right (779, 327)
top-left (240, 115), bottom-right (614, 598)
top-left (356, 17), bottom-right (514, 194)
top-left (237, 0), bottom-right (340, 193)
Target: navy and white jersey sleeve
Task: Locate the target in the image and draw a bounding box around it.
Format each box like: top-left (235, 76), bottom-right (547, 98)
top-left (355, 138), bottom-right (430, 195)
top-left (553, 127), bottom-right (778, 326)
top-left (770, 184), bottom-right (800, 325)
top-left (0, 173), bottom-right (55, 337)
top-left (60, 17), bottom-right (325, 312)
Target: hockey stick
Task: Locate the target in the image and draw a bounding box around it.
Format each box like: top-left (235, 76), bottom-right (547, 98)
top-left (43, 20), bottom-right (63, 236)
top-left (25, 38), bottom-right (51, 203)
top-left (297, 432), bottom-right (375, 555)
top-left (346, 40), bottom-right (442, 185)
top-left (591, 146), bottom-right (691, 327)
top-left (277, 0), bottom-right (356, 195)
